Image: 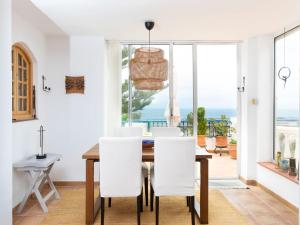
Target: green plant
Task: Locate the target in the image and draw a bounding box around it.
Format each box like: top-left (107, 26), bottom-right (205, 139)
top-left (197, 107), bottom-right (207, 135)
top-left (213, 115), bottom-right (231, 137)
top-left (186, 107), bottom-right (207, 135)
top-left (230, 139), bottom-right (237, 144)
top-left (289, 138), bottom-right (296, 158)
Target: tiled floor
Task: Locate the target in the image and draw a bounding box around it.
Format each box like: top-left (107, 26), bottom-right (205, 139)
top-left (222, 187), bottom-right (298, 225)
top-left (13, 185), bottom-right (298, 225)
top-left (209, 152), bottom-right (238, 178)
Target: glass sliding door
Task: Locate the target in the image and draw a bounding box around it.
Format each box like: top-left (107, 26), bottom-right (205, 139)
top-left (197, 44), bottom-right (238, 179)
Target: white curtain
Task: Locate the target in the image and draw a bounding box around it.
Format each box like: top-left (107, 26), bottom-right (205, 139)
top-left (104, 41), bottom-right (122, 136)
top-left (164, 69), bottom-right (181, 127)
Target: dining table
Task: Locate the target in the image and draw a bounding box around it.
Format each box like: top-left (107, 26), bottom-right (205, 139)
top-left (82, 142), bottom-right (212, 225)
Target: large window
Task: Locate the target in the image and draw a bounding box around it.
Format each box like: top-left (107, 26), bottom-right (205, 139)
top-left (274, 27), bottom-right (300, 165)
top-left (121, 42), bottom-right (238, 139)
top-left (12, 45), bottom-right (33, 121)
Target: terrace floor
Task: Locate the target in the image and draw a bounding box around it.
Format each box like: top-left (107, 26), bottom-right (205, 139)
top-left (209, 152), bottom-right (238, 179)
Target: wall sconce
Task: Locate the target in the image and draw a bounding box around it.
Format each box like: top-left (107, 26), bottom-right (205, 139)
top-left (42, 75), bottom-right (51, 92)
top-left (237, 76), bottom-right (245, 93)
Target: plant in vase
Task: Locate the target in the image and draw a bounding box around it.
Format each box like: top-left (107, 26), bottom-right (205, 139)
top-left (279, 133), bottom-right (286, 158)
top-left (187, 107), bottom-right (208, 148)
top-left (289, 138), bottom-right (296, 158)
top-left (229, 139), bottom-right (237, 159)
top-left (289, 137), bottom-right (297, 176)
top-left (213, 115), bottom-right (232, 148)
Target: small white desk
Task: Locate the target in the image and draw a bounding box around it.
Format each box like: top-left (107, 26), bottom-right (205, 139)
top-left (13, 154), bottom-right (61, 213)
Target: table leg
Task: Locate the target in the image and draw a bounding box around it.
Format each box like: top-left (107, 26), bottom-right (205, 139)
top-left (86, 159), bottom-right (95, 225)
top-left (200, 158), bottom-right (209, 224)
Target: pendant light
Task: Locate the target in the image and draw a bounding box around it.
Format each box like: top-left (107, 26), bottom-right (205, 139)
top-left (278, 27), bottom-right (291, 88)
top-left (129, 21), bottom-right (168, 90)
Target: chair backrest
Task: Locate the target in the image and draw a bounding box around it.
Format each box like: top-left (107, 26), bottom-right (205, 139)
top-left (99, 137), bottom-right (142, 197)
top-left (114, 127), bottom-right (143, 137)
top-left (151, 127), bottom-right (181, 137)
top-left (154, 137), bottom-right (195, 196)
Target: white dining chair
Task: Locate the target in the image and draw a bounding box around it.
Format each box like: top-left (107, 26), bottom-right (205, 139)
top-left (99, 137), bottom-right (143, 225)
top-left (114, 127), bottom-right (149, 207)
top-left (151, 127), bottom-right (182, 137)
top-left (150, 137), bottom-right (196, 225)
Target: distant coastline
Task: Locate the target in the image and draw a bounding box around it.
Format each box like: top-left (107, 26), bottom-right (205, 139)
top-left (137, 108), bottom-right (237, 121)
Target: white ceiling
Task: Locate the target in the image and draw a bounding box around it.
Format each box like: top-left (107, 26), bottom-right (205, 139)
top-left (13, 0), bottom-right (66, 36)
top-left (29, 0), bottom-right (300, 40)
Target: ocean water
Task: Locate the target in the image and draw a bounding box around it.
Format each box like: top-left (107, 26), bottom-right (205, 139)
top-left (138, 108), bottom-right (236, 121)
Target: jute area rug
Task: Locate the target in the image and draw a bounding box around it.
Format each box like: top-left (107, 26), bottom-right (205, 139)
top-left (41, 187), bottom-right (250, 225)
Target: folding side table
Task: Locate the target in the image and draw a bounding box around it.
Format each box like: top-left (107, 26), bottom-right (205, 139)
top-left (14, 153), bottom-right (61, 213)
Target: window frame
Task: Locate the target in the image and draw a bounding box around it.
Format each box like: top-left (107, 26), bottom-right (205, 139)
top-left (273, 25), bottom-right (300, 160)
top-left (12, 44), bottom-right (33, 121)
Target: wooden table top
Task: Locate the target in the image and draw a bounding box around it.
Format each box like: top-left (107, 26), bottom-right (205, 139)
top-left (82, 143), bottom-right (212, 161)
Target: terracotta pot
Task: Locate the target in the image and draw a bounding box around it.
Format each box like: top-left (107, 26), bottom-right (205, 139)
top-left (215, 136), bottom-right (228, 148)
top-left (197, 135), bottom-right (206, 147)
top-left (229, 143), bottom-right (237, 159)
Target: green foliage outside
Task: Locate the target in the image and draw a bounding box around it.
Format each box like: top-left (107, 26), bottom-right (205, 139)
top-left (212, 114), bottom-right (234, 136)
top-left (186, 107), bottom-right (207, 135)
top-left (230, 139), bottom-right (237, 144)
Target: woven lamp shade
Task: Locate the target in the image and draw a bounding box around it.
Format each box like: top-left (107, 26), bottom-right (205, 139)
top-left (130, 47), bottom-right (168, 90)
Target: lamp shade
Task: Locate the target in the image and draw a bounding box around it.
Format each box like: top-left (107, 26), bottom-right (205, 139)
top-left (130, 47), bottom-right (168, 90)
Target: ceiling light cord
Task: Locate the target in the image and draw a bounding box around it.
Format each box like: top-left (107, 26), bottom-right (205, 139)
top-left (283, 27), bottom-right (286, 66)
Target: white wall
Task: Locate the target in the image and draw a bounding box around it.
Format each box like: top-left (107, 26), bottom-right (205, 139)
top-left (12, 11), bottom-right (47, 207)
top-left (50, 36), bottom-right (105, 182)
top-left (240, 38), bottom-right (258, 180)
top-left (12, 9), bottom-right (106, 206)
top-left (0, 0), bottom-right (12, 224)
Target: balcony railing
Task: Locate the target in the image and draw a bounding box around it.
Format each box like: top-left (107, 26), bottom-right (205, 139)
top-left (122, 118), bottom-right (232, 137)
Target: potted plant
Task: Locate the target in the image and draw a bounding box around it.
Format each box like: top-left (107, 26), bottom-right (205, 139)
top-left (229, 139), bottom-right (237, 159)
top-left (213, 115), bottom-right (230, 149)
top-left (197, 107), bottom-right (207, 148)
top-left (186, 107), bottom-right (207, 148)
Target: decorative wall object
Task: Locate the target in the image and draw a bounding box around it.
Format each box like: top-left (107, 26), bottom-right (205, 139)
top-left (277, 28), bottom-right (291, 87)
top-left (42, 75), bottom-right (51, 92)
top-left (65, 76), bottom-right (85, 94)
top-left (36, 125), bottom-right (47, 159)
top-left (130, 21), bottom-right (168, 90)
top-left (279, 133), bottom-right (285, 158)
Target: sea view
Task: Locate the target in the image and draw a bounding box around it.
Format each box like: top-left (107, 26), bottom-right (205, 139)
top-left (137, 108), bottom-right (237, 121)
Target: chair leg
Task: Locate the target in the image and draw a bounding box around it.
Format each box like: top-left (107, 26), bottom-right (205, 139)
top-left (137, 195), bottom-right (141, 225)
top-left (108, 197), bottom-right (112, 207)
top-left (150, 185), bottom-right (154, 211)
top-left (188, 196), bottom-right (191, 212)
top-left (190, 196), bottom-right (195, 225)
top-left (141, 187), bottom-right (144, 212)
top-left (101, 197), bottom-right (105, 225)
top-left (155, 196), bottom-right (159, 225)
top-left (186, 196), bottom-right (190, 207)
top-left (145, 177), bottom-right (148, 206)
